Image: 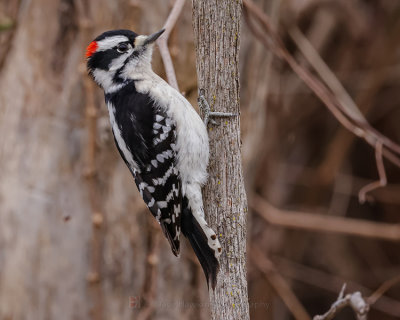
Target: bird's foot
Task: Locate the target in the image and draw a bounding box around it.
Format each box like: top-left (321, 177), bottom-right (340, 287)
top-left (198, 89), bottom-right (237, 126)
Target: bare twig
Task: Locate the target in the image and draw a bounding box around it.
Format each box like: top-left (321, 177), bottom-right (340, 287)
top-left (242, 1), bottom-right (367, 142)
top-left (274, 256), bottom-right (400, 317)
top-left (242, 0), bottom-right (400, 181)
top-left (358, 141), bottom-right (387, 203)
top-left (251, 194), bottom-right (400, 241)
top-left (251, 246), bottom-right (311, 320)
top-left (313, 284), bottom-right (369, 320)
top-left (156, 0), bottom-right (186, 90)
top-left (368, 275), bottom-right (400, 306)
top-left (316, 17), bottom-right (400, 186)
top-left (288, 26), bottom-right (365, 124)
top-left (288, 27), bottom-right (390, 203)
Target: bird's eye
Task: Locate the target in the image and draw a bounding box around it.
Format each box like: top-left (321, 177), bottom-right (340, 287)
top-left (117, 43), bottom-right (129, 53)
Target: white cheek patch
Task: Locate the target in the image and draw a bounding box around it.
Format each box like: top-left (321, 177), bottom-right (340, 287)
top-left (97, 36), bottom-right (129, 51)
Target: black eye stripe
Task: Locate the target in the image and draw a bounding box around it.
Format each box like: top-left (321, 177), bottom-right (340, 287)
top-left (87, 41), bottom-right (135, 73)
top-left (87, 48), bottom-right (120, 70)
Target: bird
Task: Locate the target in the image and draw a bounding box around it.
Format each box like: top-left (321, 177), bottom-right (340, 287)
top-left (86, 29), bottom-right (222, 288)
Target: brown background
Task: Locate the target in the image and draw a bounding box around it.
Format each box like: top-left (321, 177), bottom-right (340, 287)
top-left (0, 0), bottom-right (399, 319)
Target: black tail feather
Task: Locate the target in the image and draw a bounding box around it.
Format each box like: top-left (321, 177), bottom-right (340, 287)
top-left (181, 197), bottom-right (220, 290)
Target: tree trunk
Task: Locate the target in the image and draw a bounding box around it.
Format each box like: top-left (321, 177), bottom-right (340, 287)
top-left (192, 1), bottom-right (250, 319)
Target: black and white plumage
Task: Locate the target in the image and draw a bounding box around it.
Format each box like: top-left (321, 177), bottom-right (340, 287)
top-left (86, 29), bottom-right (222, 288)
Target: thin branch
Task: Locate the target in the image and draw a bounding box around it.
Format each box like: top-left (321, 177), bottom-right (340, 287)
top-left (242, 2), bottom-right (368, 142)
top-left (250, 194), bottom-right (400, 241)
top-left (368, 275), bottom-right (400, 306)
top-left (274, 256), bottom-right (400, 317)
top-left (156, 0), bottom-right (186, 90)
top-left (242, 0), bottom-right (400, 173)
top-left (288, 26), bottom-right (366, 124)
top-left (288, 26), bottom-right (391, 203)
top-left (358, 141), bottom-right (387, 203)
top-left (251, 246), bottom-right (311, 320)
top-left (313, 284), bottom-right (369, 320)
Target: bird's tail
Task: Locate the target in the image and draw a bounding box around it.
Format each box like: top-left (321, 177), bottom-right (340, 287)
top-left (181, 196), bottom-right (221, 290)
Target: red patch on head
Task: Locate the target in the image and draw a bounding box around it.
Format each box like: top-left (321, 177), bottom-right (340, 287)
top-left (86, 41), bottom-right (98, 58)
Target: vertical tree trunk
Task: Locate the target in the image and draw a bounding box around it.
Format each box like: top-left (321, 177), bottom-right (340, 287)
top-left (192, 1), bottom-right (250, 319)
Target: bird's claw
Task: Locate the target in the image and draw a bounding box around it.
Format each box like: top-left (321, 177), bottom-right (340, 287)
top-left (198, 89), bottom-right (237, 126)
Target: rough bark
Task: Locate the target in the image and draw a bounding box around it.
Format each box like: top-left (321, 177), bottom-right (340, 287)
top-left (192, 1), bottom-right (250, 319)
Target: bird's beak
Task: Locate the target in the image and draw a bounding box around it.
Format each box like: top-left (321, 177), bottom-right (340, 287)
top-left (143, 29), bottom-right (165, 46)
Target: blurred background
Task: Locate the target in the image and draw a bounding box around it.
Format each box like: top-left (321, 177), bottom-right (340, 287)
top-left (0, 0), bottom-right (399, 319)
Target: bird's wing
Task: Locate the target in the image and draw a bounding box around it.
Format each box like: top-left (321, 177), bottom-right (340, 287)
top-left (131, 109), bottom-right (182, 256)
top-left (106, 85), bottom-right (182, 255)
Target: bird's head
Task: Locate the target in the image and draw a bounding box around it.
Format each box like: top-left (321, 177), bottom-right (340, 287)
top-left (86, 29), bottom-right (165, 92)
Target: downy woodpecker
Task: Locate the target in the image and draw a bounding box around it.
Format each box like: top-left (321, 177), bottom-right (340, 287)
top-left (86, 29), bottom-right (222, 288)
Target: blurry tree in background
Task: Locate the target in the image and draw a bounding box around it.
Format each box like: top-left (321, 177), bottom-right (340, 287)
top-left (0, 0), bottom-right (400, 320)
